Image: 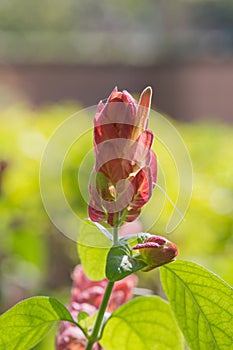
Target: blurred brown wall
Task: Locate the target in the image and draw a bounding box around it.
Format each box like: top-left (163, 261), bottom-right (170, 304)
top-left (1, 61), bottom-right (232, 122)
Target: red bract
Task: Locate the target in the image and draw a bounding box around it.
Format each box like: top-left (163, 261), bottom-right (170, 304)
top-left (56, 265), bottom-right (138, 350)
top-left (88, 87), bottom-right (157, 226)
top-left (132, 235), bottom-right (178, 271)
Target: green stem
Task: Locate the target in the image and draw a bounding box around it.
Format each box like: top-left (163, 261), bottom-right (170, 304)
top-left (86, 224), bottom-right (119, 349)
top-left (86, 281), bottom-right (115, 350)
top-left (113, 225), bottom-right (119, 246)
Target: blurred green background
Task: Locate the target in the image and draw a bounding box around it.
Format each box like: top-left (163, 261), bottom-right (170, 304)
top-left (0, 0), bottom-right (232, 348)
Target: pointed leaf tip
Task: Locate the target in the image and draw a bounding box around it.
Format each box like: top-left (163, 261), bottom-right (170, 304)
top-left (0, 296), bottom-right (74, 350)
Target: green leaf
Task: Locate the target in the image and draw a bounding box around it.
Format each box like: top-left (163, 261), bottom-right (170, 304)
top-left (79, 312), bottom-right (97, 335)
top-left (160, 260), bottom-right (233, 350)
top-left (100, 296), bottom-right (183, 350)
top-left (0, 296), bottom-right (75, 350)
top-left (106, 243), bottom-right (147, 281)
top-left (77, 220), bottom-right (112, 281)
top-left (119, 232), bottom-right (151, 247)
top-left (77, 311), bottom-right (89, 323)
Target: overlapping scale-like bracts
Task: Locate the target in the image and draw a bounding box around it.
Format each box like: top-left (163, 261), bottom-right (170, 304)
top-left (88, 87), bottom-right (157, 226)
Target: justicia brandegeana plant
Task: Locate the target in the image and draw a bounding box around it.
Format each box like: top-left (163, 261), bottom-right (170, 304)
top-left (78, 86), bottom-right (178, 349)
top-left (0, 87), bottom-right (232, 350)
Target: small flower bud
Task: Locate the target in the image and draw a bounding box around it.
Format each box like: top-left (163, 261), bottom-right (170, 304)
top-left (132, 235), bottom-right (178, 271)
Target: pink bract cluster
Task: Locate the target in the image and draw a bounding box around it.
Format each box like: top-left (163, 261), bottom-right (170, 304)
top-left (133, 235), bottom-right (178, 271)
top-left (56, 265), bottom-right (138, 350)
top-left (88, 87), bottom-right (157, 227)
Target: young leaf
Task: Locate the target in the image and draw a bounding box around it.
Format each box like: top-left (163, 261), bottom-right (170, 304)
top-left (106, 244), bottom-right (147, 281)
top-left (79, 312), bottom-right (97, 335)
top-left (78, 311), bottom-right (89, 323)
top-left (160, 260), bottom-right (233, 350)
top-left (100, 296), bottom-right (183, 350)
top-left (0, 296), bottom-right (75, 350)
top-left (119, 232), bottom-right (151, 247)
top-left (77, 220), bottom-right (112, 280)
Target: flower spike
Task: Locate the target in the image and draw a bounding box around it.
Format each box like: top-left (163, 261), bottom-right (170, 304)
top-left (88, 87), bottom-right (157, 226)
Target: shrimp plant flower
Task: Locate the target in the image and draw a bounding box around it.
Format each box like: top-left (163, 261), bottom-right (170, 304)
top-left (88, 86), bottom-right (157, 227)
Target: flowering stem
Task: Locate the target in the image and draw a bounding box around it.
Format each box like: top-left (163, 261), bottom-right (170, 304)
top-left (86, 280), bottom-right (115, 350)
top-left (113, 225), bottom-right (119, 246)
top-left (86, 225), bottom-right (119, 349)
